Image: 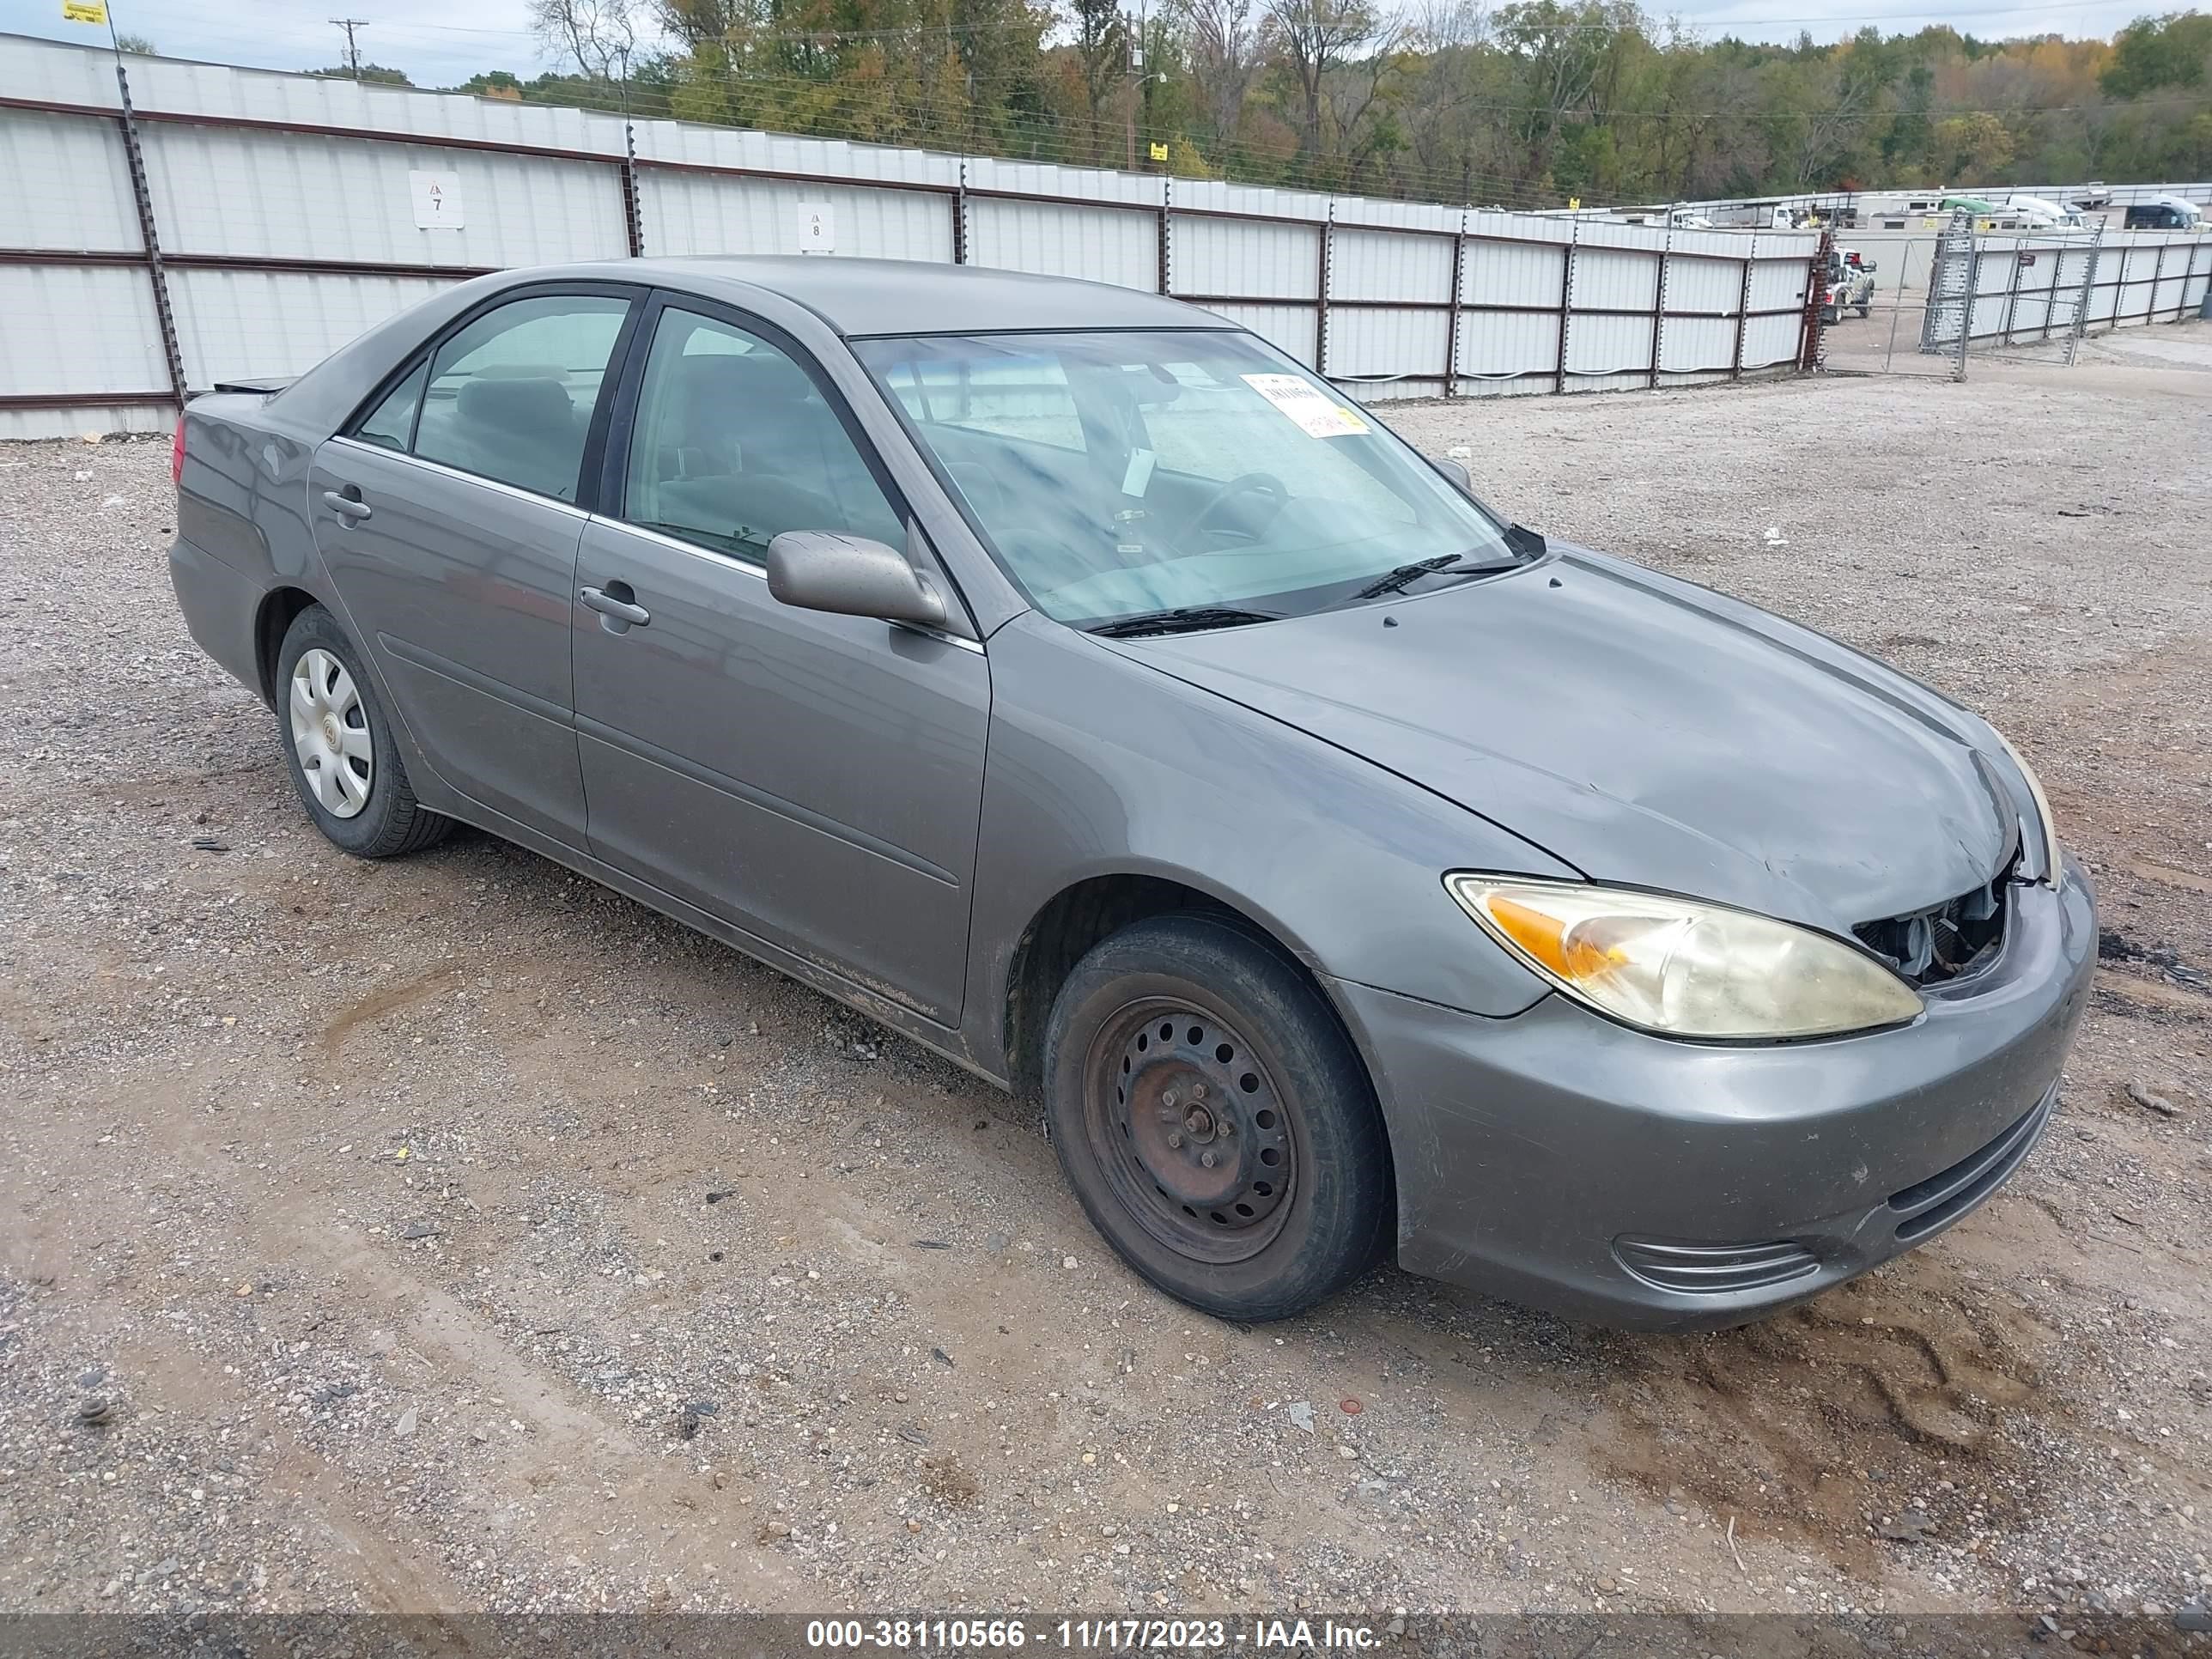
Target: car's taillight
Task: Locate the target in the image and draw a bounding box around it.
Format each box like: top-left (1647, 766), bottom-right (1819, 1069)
top-left (170, 416), bottom-right (185, 487)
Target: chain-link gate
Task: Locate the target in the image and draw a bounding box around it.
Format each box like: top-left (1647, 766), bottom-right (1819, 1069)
top-left (1921, 213), bottom-right (2124, 376)
top-left (1919, 210), bottom-right (1977, 374)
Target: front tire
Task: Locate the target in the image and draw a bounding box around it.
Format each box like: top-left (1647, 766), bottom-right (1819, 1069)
top-left (275, 605), bottom-right (452, 860)
top-left (1042, 913), bottom-right (1393, 1321)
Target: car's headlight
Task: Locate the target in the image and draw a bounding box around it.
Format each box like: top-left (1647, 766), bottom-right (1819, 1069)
top-left (1988, 726), bottom-right (2063, 887)
top-left (1444, 875), bottom-right (1923, 1041)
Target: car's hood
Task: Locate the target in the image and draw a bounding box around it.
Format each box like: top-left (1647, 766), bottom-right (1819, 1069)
top-left (1121, 548), bottom-right (2021, 933)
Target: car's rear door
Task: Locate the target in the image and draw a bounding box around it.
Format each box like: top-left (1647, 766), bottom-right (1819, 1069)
top-left (310, 283), bottom-right (642, 848)
top-left (569, 294), bottom-right (989, 1024)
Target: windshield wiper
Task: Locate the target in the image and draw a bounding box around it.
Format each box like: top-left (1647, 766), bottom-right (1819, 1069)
top-left (1350, 551), bottom-right (1523, 601)
top-left (1085, 605), bottom-right (1281, 639)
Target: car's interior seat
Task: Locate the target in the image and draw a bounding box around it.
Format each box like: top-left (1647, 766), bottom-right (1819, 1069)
top-left (648, 351), bottom-right (901, 548)
top-left (439, 375), bottom-right (590, 501)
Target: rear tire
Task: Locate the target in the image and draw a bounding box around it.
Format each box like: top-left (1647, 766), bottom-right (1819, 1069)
top-left (275, 605), bottom-right (453, 860)
top-left (1042, 913), bottom-right (1393, 1322)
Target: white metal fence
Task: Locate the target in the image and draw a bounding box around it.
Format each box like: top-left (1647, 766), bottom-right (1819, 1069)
top-left (0, 32), bottom-right (1829, 439)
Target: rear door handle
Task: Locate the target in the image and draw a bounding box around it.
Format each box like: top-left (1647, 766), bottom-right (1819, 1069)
top-left (322, 487), bottom-right (372, 522)
top-left (580, 583), bottom-right (651, 630)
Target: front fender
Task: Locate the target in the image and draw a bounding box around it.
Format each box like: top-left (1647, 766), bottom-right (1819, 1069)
top-left (960, 613), bottom-right (1571, 1075)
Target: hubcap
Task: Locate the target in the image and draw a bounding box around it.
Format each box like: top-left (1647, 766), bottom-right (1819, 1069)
top-left (1085, 999), bottom-right (1297, 1264)
top-left (288, 647), bottom-right (374, 819)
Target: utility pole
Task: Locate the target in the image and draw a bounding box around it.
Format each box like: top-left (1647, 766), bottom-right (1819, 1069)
top-left (329, 17), bottom-right (367, 79)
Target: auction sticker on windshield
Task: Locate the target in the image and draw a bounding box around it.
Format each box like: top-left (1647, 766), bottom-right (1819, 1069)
top-left (1241, 374), bottom-right (1370, 438)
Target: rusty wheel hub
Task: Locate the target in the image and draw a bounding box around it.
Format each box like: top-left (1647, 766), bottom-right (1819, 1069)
top-left (1089, 1001), bottom-right (1296, 1261)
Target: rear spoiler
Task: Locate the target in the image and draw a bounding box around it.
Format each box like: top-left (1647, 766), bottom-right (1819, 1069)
top-left (207, 374), bottom-right (299, 396)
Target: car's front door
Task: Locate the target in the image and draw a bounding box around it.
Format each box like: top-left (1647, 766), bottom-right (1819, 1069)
top-left (570, 299), bottom-right (989, 1024)
top-left (311, 285), bottom-right (639, 847)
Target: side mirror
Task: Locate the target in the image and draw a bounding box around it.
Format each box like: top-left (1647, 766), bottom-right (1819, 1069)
top-left (1863, 259), bottom-right (1879, 272)
top-left (1428, 453), bottom-right (1475, 495)
top-left (767, 523), bottom-right (948, 629)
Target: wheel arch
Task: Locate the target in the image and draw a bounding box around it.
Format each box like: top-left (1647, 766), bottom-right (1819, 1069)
top-left (253, 585), bottom-right (322, 708)
top-left (998, 868), bottom-right (1376, 1120)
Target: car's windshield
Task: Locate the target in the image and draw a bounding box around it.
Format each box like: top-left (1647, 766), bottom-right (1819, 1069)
top-left (851, 330), bottom-right (1518, 629)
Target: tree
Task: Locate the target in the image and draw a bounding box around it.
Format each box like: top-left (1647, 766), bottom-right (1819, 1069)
top-left (458, 70), bottom-right (526, 96)
top-left (113, 32), bottom-right (155, 53)
top-left (531, 0), bottom-right (641, 82)
top-left (1175, 0), bottom-right (1261, 148)
top-left (313, 63), bottom-right (414, 85)
top-left (1262, 0), bottom-right (1382, 156)
top-left (1068, 0), bottom-right (1131, 159)
top-left (1934, 109), bottom-right (2014, 177)
top-left (2100, 10), bottom-right (2212, 98)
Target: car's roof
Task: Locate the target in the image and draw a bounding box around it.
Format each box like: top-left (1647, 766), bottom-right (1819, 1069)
top-left (544, 256), bottom-right (1230, 338)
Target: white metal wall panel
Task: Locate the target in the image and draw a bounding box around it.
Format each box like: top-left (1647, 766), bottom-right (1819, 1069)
top-left (168, 269), bottom-right (453, 386)
top-left (1174, 180), bottom-right (1334, 223)
top-left (0, 110), bottom-right (139, 251)
top-left (0, 402), bottom-right (172, 441)
top-left (1170, 216), bottom-right (1317, 299)
top-left (128, 54), bottom-right (626, 158)
top-left (1328, 228), bottom-right (1452, 301)
top-left (638, 172), bottom-right (951, 262)
top-left (1746, 258), bottom-right (1807, 313)
top-left (2086, 271), bottom-right (2120, 324)
top-left (0, 264), bottom-right (165, 394)
top-left (1455, 311), bottom-right (1558, 384)
top-left (141, 125), bottom-right (622, 266)
top-left (1197, 302), bottom-right (1317, 368)
top-left (1565, 313), bottom-right (1652, 380)
top-left (1462, 239), bottom-right (1565, 308)
top-left (1468, 210), bottom-right (1572, 249)
top-left (0, 33), bottom-right (125, 109)
top-left (967, 157), bottom-right (1158, 207)
top-left (633, 123), bottom-right (961, 190)
top-left (1667, 253), bottom-right (1744, 314)
top-left (1740, 313), bottom-right (1801, 370)
top-left (1659, 317), bottom-right (1737, 373)
top-left (1571, 246), bottom-right (1659, 313)
top-left (1326, 309), bottom-right (1449, 382)
top-left (966, 198), bottom-right (1156, 290)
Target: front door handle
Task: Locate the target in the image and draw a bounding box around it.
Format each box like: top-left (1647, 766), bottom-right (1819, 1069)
top-left (580, 582), bottom-right (652, 632)
top-left (322, 486), bottom-right (372, 523)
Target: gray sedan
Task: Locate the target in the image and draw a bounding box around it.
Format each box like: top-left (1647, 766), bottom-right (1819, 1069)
top-left (168, 258), bottom-right (2094, 1328)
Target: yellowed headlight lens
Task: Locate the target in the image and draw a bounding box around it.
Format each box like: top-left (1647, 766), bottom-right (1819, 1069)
top-left (1446, 876), bottom-right (1923, 1041)
top-left (1989, 726), bottom-right (2062, 887)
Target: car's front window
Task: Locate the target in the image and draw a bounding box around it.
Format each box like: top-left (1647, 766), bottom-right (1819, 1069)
top-left (851, 330), bottom-right (1517, 629)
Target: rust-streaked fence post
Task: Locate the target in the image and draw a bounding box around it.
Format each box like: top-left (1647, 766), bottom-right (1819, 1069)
top-left (619, 118), bottom-right (644, 258)
top-left (952, 159), bottom-right (969, 265)
top-left (1648, 225), bottom-right (1672, 389)
top-left (1155, 178), bottom-right (1170, 296)
top-left (1313, 204), bottom-right (1333, 378)
top-left (1554, 222), bottom-right (1577, 393)
top-left (113, 62), bottom-right (185, 407)
top-left (1443, 209), bottom-right (1466, 398)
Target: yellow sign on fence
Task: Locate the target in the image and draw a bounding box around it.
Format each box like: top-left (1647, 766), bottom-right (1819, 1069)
top-left (1148, 141), bottom-right (1169, 163)
top-left (62, 0), bottom-right (108, 23)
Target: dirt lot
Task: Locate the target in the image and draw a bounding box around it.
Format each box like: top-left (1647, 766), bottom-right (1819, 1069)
top-left (3, 333), bottom-right (2209, 1630)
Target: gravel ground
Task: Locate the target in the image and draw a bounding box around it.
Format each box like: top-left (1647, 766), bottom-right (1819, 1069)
top-left (3, 337), bottom-right (2208, 1633)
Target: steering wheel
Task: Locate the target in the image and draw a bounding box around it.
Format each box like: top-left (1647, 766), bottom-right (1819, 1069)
top-left (1182, 471), bottom-right (1289, 548)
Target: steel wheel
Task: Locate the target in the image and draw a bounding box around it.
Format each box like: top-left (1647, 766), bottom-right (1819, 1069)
top-left (288, 647), bottom-right (374, 819)
top-left (1084, 996), bottom-right (1298, 1265)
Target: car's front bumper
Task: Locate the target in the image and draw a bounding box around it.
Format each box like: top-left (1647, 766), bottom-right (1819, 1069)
top-left (1332, 859), bottom-right (2095, 1330)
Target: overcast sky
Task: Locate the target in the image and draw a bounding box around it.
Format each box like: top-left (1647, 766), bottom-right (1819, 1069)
top-left (0, 0), bottom-right (2160, 89)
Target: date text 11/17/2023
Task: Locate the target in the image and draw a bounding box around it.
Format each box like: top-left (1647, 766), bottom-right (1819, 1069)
top-left (804, 1617), bottom-right (1386, 1650)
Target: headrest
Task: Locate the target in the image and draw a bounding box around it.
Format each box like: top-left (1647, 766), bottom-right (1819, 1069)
top-left (668, 349), bottom-right (815, 416)
top-left (456, 375), bottom-right (574, 436)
